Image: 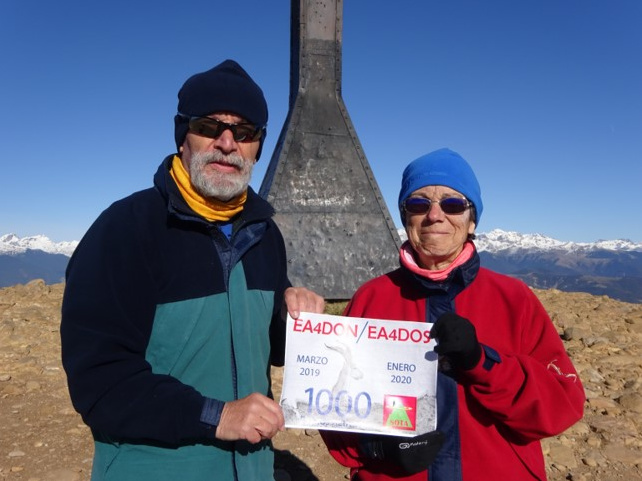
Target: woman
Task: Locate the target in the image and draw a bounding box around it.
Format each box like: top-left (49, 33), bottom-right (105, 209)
top-left (320, 148), bottom-right (585, 480)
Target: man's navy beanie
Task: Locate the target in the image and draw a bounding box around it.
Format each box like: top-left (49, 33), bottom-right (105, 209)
top-left (174, 59), bottom-right (268, 156)
top-left (398, 148), bottom-right (483, 226)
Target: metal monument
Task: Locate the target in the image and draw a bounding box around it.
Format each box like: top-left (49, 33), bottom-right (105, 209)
top-left (260, 0), bottom-right (402, 299)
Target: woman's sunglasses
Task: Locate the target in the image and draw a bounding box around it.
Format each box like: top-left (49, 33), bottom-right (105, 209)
top-left (177, 114), bottom-right (265, 142)
top-left (403, 197), bottom-right (471, 215)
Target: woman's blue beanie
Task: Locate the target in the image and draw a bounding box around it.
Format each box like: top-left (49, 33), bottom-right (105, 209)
top-left (398, 148), bottom-right (483, 226)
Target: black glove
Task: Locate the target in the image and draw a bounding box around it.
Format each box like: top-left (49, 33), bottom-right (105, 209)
top-left (360, 430), bottom-right (445, 475)
top-left (430, 313), bottom-right (482, 371)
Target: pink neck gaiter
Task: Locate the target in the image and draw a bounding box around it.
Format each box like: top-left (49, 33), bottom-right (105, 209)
top-left (399, 240), bottom-right (475, 282)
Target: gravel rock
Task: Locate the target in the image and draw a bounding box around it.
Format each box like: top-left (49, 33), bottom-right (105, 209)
top-left (0, 280), bottom-right (640, 480)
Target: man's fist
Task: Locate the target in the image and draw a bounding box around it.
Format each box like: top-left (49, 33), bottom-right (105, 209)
top-left (216, 393), bottom-right (284, 444)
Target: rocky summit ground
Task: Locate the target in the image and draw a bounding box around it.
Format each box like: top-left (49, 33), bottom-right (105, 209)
top-left (1, 280), bottom-right (641, 481)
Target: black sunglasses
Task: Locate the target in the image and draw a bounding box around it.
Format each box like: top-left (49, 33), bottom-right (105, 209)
top-left (403, 197), bottom-right (471, 215)
top-left (177, 114), bottom-right (265, 142)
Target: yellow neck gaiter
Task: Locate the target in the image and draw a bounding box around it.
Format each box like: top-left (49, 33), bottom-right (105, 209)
top-left (170, 155), bottom-right (246, 222)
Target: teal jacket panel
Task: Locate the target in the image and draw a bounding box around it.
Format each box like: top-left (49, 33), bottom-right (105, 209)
top-left (90, 263), bottom-right (277, 480)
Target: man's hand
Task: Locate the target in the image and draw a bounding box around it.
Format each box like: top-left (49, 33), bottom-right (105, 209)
top-left (216, 393), bottom-right (285, 444)
top-left (430, 312), bottom-right (482, 371)
top-left (283, 287), bottom-right (325, 319)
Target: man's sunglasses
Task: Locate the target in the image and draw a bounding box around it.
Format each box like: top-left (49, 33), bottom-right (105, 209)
top-left (403, 197), bottom-right (472, 215)
top-left (177, 114), bottom-right (265, 142)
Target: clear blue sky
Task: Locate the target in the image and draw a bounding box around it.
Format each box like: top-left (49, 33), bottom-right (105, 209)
top-left (2, 0), bottom-right (641, 243)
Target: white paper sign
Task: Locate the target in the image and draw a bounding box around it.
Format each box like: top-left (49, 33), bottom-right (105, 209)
top-left (280, 312), bottom-right (438, 437)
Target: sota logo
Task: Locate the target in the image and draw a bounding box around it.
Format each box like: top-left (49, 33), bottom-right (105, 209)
top-left (383, 395), bottom-right (417, 431)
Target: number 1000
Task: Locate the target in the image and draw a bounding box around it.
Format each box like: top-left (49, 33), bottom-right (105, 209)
top-left (304, 388), bottom-right (372, 418)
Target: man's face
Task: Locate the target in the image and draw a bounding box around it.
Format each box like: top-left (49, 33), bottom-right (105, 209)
top-left (179, 113), bottom-right (261, 201)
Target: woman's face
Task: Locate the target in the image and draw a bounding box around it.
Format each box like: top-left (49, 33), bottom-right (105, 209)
top-left (404, 185), bottom-right (476, 270)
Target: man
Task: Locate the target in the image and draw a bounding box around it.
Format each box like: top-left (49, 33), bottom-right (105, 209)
top-left (61, 59), bottom-right (325, 481)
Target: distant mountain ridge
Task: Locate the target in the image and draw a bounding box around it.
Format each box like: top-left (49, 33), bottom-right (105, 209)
top-left (475, 229), bottom-right (642, 254)
top-left (396, 229), bottom-right (642, 253)
top-left (477, 230), bottom-right (642, 303)
top-left (0, 234), bottom-right (78, 287)
top-left (2, 231), bottom-right (641, 302)
top-left (0, 233), bottom-right (78, 257)
top-left (397, 229), bottom-right (642, 303)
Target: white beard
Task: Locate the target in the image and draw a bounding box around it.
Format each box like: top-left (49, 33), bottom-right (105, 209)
top-left (189, 150), bottom-right (253, 201)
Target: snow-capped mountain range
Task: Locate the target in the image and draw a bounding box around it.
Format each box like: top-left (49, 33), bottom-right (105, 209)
top-left (3, 230), bottom-right (641, 258)
top-left (0, 233), bottom-right (78, 257)
top-left (475, 230), bottom-right (642, 253)
top-left (396, 229), bottom-right (642, 253)
top-left (1, 231), bottom-right (641, 303)
top-left (398, 230), bottom-right (642, 304)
